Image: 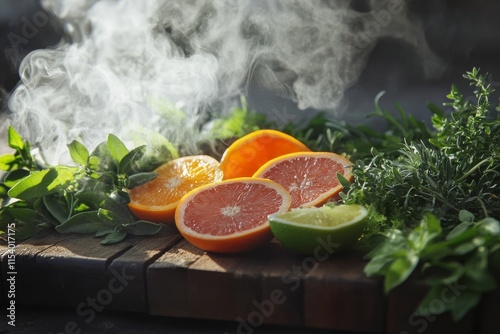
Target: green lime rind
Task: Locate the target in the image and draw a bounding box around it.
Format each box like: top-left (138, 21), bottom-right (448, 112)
top-left (268, 204), bottom-right (367, 255)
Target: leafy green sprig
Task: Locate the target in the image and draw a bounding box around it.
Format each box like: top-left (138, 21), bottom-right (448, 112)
top-left (342, 68), bottom-right (500, 321)
top-left (0, 127), bottom-right (173, 244)
top-left (364, 211), bottom-right (500, 321)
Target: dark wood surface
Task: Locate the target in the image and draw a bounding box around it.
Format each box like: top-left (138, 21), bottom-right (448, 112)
top-left (1, 228), bottom-right (498, 333)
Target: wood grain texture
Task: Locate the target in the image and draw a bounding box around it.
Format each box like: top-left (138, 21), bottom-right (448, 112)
top-left (303, 251), bottom-right (385, 333)
top-left (105, 224), bottom-right (182, 313)
top-left (1, 230), bottom-right (498, 333)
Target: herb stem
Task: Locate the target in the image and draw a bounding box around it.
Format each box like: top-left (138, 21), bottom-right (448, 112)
top-left (456, 157), bottom-right (493, 183)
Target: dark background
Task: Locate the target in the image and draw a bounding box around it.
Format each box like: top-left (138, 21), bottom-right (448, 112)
top-left (1, 0), bottom-right (500, 120)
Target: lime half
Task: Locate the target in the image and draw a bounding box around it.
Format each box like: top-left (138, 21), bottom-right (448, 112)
top-left (268, 204), bottom-right (367, 255)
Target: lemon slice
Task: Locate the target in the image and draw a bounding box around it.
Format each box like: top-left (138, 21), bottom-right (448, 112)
top-left (268, 204), bottom-right (368, 255)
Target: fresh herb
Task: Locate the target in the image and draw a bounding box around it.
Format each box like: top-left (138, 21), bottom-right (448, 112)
top-left (281, 91), bottom-right (433, 160)
top-left (0, 128), bottom-right (175, 244)
top-left (364, 211), bottom-right (500, 321)
top-left (340, 68), bottom-right (500, 321)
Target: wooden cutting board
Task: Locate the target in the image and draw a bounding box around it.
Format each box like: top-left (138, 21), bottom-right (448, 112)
top-left (0, 228), bottom-right (497, 333)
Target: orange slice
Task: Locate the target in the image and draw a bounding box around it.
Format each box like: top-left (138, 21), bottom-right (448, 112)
top-left (175, 177), bottom-right (291, 253)
top-left (219, 129), bottom-right (310, 179)
top-left (253, 152), bottom-right (353, 208)
top-left (127, 155), bottom-right (223, 223)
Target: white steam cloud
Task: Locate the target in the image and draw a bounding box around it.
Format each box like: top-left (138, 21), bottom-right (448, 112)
top-left (5, 0), bottom-right (442, 163)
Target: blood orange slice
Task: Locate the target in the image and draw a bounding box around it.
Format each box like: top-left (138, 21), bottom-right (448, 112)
top-left (127, 155), bottom-right (223, 223)
top-left (219, 129), bottom-right (310, 179)
top-left (253, 152), bottom-right (353, 208)
top-left (175, 177), bottom-right (291, 253)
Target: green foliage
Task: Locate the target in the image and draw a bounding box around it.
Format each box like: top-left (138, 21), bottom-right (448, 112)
top-left (210, 96), bottom-right (269, 139)
top-left (365, 211), bottom-right (500, 321)
top-left (0, 129), bottom-right (172, 244)
top-left (342, 68), bottom-right (500, 321)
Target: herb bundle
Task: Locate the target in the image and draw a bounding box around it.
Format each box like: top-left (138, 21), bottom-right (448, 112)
top-left (0, 130), bottom-right (176, 244)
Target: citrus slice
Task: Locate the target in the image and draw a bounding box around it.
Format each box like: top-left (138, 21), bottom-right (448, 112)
top-left (175, 177), bottom-right (291, 253)
top-left (127, 155), bottom-right (223, 223)
top-left (220, 129), bottom-right (310, 179)
top-left (268, 204), bottom-right (368, 255)
top-left (253, 151), bottom-right (353, 208)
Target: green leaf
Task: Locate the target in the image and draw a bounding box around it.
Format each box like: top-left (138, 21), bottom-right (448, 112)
top-left (8, 167), bottom-right (76, 200)
top-left (384, 254), bottom-right (419, 293)
top-left (449, 291), bottom-right (482, 321)
top-left (125, 172), bottom-right (157, 189)
top-left (101, 229), bottom-right (127, 244)
top-left (43, 196), bottom-right (70, 224)
top-left (56, 211), bottom-right (109, 234)
top-left (337, 172), bottom-right (352, 188)
top-left (458, 210), bottom-right (475, 223)
top-left (446, 220), bottom-right (474, 240)
top-left (364, 254), bottom-right (394, 276)
top-left (118, 145), bottom-right (147, 175)
top-left (68, 140), bottom-right (89, 166)
top-left (3, 169), bottom-right (30, 188)
top-left (109, 190), bottom-right (130, 204)
top-left (125, 220), bottom-right (163, 236)
top-left (0, 153), bottom-right (17, 171)
top-left (107, 134), bottom-right (129, 164)
top-left (7, 126), bottom-right (25, 151)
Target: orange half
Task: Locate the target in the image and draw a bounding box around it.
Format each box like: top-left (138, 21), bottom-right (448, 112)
top-left (253, 151), bottom-right (353, 208)
top-left (127, 155), bottom-right (223, 223)
top-left (219, 129), bottom-right (310, 179)
top-left (175, 177), bottom-right (291, 253)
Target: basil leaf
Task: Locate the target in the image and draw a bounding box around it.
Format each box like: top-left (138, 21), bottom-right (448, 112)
top-left (68, 140), bottom-right (89, 166)
top-left (107, 133), bottom-right (129, 164)
top-left (125, 172), bottom-right (157, 189)
top-left (56, 211), bottom-right (109, 234)
top-left (125, 220), bottom-right (163, 236)
top-left (43, 196), bottom-right (69, 224)
top-left (101, 229), bottom-right (127, 244)
top-left (3, 169), bottom-right (30, 188)
top-left (384, 254), bottom-right (419, 293)
top-left (8, 167), bottom-right (75, 200)
top-left (7, 126), bottom-right (25, 151)
top-left (0, 153), bottom-right (17, 171)
top-left (118, 145), bottom-right (147, 175)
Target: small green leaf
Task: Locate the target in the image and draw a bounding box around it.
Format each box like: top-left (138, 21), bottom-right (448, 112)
top-left (125, 172), bottom-right (157, 189)
top-left (337, 172), bottom-right (352, 188)
top-left (107, 134), bottom-right (129, 164)
top-left (101, 229), bottom-right (127, 244)
top-left (95, 228), bottom-right (115, 237)
top-left (68, 140), bottom-right (89, 166)
top-left (43, 196), bottom-right (69, 224)
top-left (56, 211), bottom-right (109, 234)
top-left (118, 145), bottom-right (147, 175)
top-left (125, 220), bottom-right (163, 236)
top-left (8, 167), bottom-right (76, 200)
top-left (7, 126), bottom-right (25, 151)
top-left (364, 254), bottom-right (394, 276)
top-left (110, 190), bottom-right (130, 204)
top-left (449, 292), bottom-right (482, 321)
top-left (458, 210), bottom-right (475, 223)
top-left (384, 254), bottom-right (419, 293)
top-left (0, 153), bottom-right (17, 171)
top-left (446, 220), bottom-right (474, 240)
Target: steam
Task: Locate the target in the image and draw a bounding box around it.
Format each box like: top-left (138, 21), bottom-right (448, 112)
top-left (6, 0), bottom-right (443, 163)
